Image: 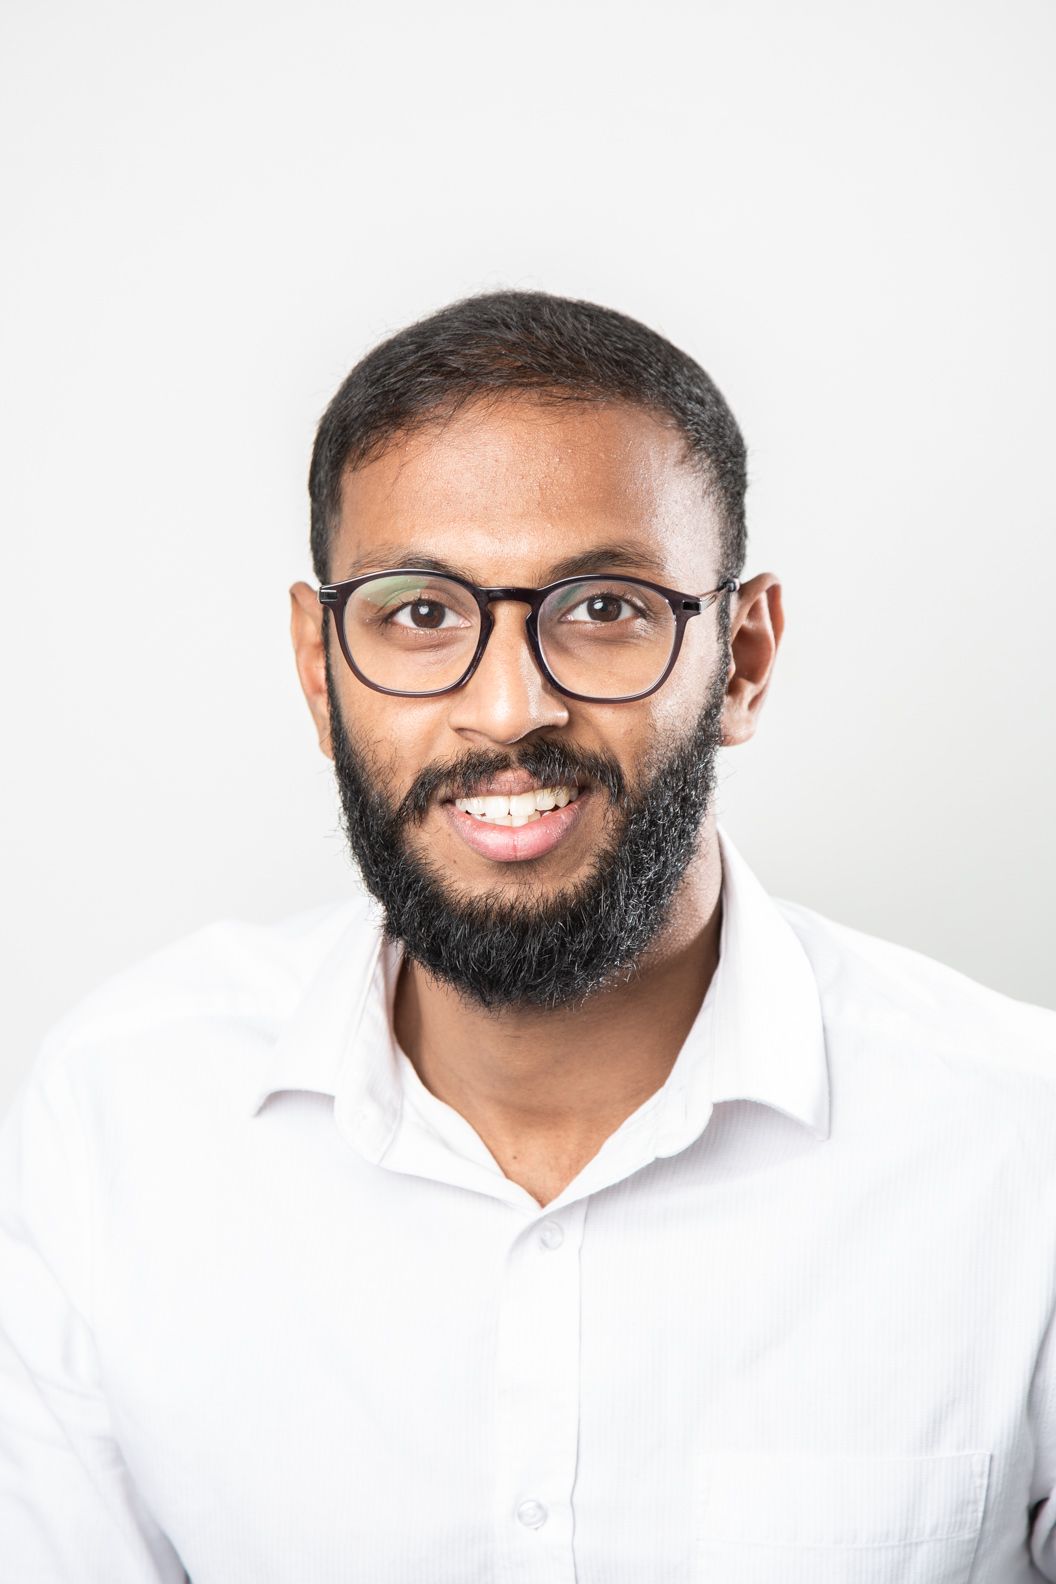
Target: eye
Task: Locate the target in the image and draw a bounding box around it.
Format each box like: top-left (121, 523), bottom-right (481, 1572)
top-left (387, 599), bottom-right (469, 631)
top-left (563, 592), bottom-right (642, 623)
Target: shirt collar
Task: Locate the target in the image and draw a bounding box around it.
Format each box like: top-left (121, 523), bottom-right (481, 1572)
top-left (247, 823), bottom-right (830, 1153)
top-left (708, 824), bottom-right (830, 1140)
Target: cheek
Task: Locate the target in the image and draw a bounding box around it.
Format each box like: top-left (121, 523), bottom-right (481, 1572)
top-left (665, 622), bottom-right (729, 715)
top-left (604, 652), bottom-right (723, 784)
top-left (339, 688), bottom-right (455, 794)
top-left (642, 657), bottom-right (712, 735)
top-left (332, 682), bottom-right (401, 778)
top-left (584, 700), bottom-right (674, 791)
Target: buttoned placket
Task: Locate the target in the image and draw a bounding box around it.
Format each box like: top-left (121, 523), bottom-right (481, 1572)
top-left (308, 837), bottom-right (830, 1581)
top-left (330, 934), bottom-right (728, 1584)
top-left (493, 1198), bottom-right (588, 1584)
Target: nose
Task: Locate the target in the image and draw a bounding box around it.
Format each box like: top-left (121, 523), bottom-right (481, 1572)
top-left (444, 600), bottom-right (570, 745)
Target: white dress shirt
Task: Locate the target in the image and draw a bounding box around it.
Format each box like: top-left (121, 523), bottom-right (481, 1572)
top-left (2, 824), bottom-right (1056, 1583)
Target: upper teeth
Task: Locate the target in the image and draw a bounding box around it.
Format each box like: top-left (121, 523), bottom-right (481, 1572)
top-left (453, 785), bottom-right (581, 825)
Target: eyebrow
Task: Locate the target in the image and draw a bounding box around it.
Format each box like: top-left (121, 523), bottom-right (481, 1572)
top-left (332, 540), bottom-right (670, 584)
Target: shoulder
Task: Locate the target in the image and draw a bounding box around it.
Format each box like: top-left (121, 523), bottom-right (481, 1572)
top-left (20, 891), bottom-right (383, 1121)
top-left (51, 893), bottom-right (379, 1048)
top-left (776, 895), bottom-right (1056, 1094)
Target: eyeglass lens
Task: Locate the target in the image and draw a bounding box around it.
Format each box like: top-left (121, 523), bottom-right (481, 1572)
top-left (341, 573), bottom-right (679, 698)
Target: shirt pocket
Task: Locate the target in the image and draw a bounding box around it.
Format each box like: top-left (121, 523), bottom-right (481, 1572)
top-left (694, 1449), bottom-right (991, 1584)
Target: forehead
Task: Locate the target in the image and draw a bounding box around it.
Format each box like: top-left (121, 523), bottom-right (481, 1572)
top-left (332, 395), bottom-right (720, 583)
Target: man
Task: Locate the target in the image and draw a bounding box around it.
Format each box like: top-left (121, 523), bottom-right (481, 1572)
top-left (1, 290), bottom-right (1054, 1583)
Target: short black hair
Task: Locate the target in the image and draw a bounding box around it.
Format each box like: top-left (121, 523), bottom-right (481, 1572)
top-left (308, 289), bottom-right (747, 586)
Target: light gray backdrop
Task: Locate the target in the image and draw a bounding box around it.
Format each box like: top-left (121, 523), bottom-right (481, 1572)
top-left (2, 0), bottom-right (1053, 1116)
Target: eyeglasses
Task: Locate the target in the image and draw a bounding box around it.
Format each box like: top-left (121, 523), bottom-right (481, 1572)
top-left (318, 568), bottom-right (740, 704)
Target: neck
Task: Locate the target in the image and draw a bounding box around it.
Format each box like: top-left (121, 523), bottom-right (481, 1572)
top-left (392, 821), bottom-right (723, 1204)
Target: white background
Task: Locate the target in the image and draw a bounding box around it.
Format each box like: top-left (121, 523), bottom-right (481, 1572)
top-left (2, 0), bottom-right (1053, 1114)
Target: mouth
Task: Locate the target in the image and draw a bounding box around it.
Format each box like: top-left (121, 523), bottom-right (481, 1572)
top-left (438, 778), bottom-right (591, 863)
top-left (448, 782), bottom-right (583, 828)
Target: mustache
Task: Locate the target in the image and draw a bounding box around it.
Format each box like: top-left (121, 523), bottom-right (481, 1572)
top-left (397, 739), bottom-right (627, 824)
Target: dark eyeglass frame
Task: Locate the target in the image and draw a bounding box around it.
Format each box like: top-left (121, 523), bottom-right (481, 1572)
top-left (318, 568), bottom-right (741, 703)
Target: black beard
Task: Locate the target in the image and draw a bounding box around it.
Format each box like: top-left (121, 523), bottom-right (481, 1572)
top-left (325, 650), bottom-right (728, 1011)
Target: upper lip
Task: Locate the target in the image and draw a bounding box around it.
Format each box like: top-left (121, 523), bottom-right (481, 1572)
top-left (443, 772), bottom-right (585, 801)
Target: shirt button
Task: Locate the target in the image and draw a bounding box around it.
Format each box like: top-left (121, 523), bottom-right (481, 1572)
top-left (538, 1219), bottom-right (564, 1250)
top-left (516, 1498), bottom-right (548, 1529)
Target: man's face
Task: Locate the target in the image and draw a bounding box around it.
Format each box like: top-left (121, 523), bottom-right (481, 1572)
top-left (303, 396), bottom-right (741, 1008)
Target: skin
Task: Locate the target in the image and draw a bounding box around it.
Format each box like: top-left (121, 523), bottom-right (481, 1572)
top-left (290, 395), bottom-right (783, 1207)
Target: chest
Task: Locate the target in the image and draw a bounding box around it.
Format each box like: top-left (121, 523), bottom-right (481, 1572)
top-left (93, 1103), bottom-right (1043, 1583)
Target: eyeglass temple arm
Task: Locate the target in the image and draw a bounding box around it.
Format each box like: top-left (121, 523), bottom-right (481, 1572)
top-left (690, 577), bottom-right (740, 608)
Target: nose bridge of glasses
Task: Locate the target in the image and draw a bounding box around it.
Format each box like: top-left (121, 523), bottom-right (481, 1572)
top-left (458, 588), bottom-right (565, 717)
top-left (476, 589), bottom-right (542, 668)
top-left (480, 586), bottom-right (539, 611)
top-left (477, 589), bottom-right (542, 657)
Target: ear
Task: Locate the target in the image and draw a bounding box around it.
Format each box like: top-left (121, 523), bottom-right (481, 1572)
top-left (289, 581), bottom-right (334, 759)
top-left (721, 573), bottom-right (784, 747)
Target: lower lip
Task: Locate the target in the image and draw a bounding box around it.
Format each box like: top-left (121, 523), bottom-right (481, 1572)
top-left (440, 793), bottom-right (591, 863)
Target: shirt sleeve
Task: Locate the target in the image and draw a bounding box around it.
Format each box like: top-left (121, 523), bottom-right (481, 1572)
top-left (0, 1038), bottom-right (188, 1582)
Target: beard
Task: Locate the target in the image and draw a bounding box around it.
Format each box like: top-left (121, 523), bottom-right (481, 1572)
top-left (325, 646), bottom-right (729, 1012)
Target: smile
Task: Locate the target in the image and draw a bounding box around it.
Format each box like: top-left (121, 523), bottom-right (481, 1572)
top-left (440, 781), bottom-right (591, 863)
top-left (452, 784), bottom-right (582, 827)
